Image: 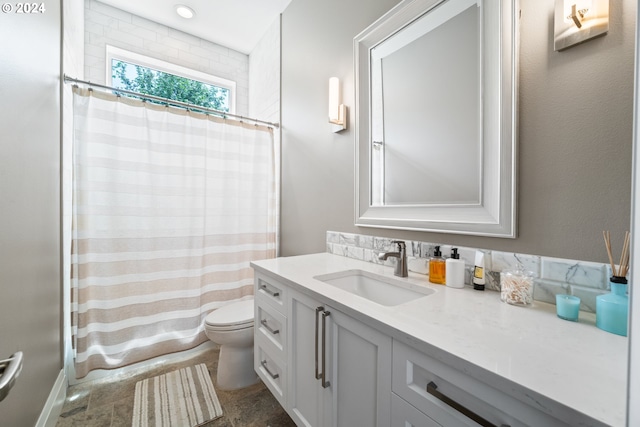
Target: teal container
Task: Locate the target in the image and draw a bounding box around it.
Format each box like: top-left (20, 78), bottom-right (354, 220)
top-left (596, 277), bottom-right (629, 337)
top-left (556, 294), bottom-right (580, 321)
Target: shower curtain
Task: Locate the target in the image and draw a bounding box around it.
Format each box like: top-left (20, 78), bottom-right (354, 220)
top-left (70, 87), bottom-right (276, 378)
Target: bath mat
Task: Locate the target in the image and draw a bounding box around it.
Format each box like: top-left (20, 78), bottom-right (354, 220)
top-left (132, 363), bottom-right (223, 427)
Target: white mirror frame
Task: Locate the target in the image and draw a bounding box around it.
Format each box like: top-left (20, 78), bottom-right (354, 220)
top-left (354, 0), bottom-right (519, 238)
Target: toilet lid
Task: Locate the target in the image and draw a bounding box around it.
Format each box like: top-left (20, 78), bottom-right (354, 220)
top-left (205, 299), bottom-right (254, 327)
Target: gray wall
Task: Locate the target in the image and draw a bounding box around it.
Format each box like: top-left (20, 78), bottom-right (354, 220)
top-left (0, 3), bottom-right (63, 426)
top-left (280, 0), bottom-right (636, 263)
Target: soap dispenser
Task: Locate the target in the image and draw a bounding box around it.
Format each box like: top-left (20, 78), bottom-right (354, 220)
top-left (445, 248), bottom-right (465, 289)
top-left (429, 246), bottom-right (446, 285)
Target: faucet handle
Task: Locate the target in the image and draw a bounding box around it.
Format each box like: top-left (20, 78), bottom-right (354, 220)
top-left (391, 240), bottom-right (406, 250)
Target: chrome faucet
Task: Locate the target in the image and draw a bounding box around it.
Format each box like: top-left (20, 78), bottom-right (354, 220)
top-left (378, 240), bottom-right (408, 277)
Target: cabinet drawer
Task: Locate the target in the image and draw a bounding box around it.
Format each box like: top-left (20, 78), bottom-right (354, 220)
top-left (256, 301), bottom-right (287, 357)
top-left (255, 274), bottom-right (287, 313)
top-left (255, 335), bottom-right (287, 407)
top-left (392, 341), bottom-right (569, 427)
top-left (391, 392), bottom-right (441, 427)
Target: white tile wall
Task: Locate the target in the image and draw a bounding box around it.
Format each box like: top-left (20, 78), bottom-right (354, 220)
top-left (248, 17), bottom-right (281, 253)
top-left (249, 17), bottom-right (280, 124)
top-left (84, 0), bottom-right (250, 116)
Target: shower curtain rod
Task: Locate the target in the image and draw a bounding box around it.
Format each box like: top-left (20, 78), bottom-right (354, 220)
top-left (63, 75), bottom-right (280, 129)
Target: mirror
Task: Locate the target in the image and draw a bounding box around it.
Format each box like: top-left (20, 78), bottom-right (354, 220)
top-left (355, 0), bottom-right (518, 237)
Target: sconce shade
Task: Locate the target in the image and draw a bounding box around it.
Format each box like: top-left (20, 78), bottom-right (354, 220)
top-left (329, 77), bottom-right (346, 132)
top-left (329, 77), bottom-right (340, 122)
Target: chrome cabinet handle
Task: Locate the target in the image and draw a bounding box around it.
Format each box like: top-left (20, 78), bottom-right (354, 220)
top-left (260, 284), bottom-right (280, 297)
top-left (260, 318), bottom-right (280, 335)
top-left (0, 352), bottom-right (23, 402)
top-left (321, 310), bottom-right (331, 389)
top-left (260, 360), bottom-right (279, 379)
top-left (314, 306), bottom-right (323, 380)
top-left (426, 381), bottom-right (509, 427)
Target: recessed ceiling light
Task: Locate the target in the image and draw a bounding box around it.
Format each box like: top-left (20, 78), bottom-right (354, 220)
top-left (175, 5), bottom-right (195, 19)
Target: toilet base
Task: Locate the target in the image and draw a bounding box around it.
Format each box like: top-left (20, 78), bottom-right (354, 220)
top-left (216, 344), bottom-right (258, 390)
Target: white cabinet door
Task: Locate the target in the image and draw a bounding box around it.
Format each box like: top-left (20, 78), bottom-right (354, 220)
top-left (288, 290), bottom-right (328, 427)
top-left (287, 290), bottom-right (392, 427)
top-left (325, 305), bottom-right (392, 427)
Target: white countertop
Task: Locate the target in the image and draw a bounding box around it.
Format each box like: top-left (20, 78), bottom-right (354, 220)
top-left (251, 253), bottom-right (628, 427)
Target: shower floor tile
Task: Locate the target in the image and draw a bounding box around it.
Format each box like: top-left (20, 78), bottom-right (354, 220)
top-left (55, 347), bottom-right (295, 427)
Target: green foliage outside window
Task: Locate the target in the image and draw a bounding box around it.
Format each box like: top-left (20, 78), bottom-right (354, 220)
top-left (112, 60), bottom-right (230, 112)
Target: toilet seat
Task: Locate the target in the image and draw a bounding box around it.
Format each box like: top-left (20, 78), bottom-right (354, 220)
top-left (205, 299), bottom-right (254, 331)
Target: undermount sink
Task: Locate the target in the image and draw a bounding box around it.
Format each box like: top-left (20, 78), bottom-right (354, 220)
top-left (313, 269), bottom-right (434, 306)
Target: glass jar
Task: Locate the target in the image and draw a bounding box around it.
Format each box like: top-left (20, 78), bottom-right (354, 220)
top-left (500, 266), bottom-right (535, 306)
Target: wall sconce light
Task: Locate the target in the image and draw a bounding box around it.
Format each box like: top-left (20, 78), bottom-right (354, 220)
top-left (554, 0), bottom-right (609, 51)
top-left (329, 77), bottom-right (347, 132)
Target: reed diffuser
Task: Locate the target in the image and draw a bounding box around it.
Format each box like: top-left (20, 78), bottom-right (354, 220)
top-left (597, 231), bottom-right (630, 336)
top-left (602, 230), bottom-right (630, 279)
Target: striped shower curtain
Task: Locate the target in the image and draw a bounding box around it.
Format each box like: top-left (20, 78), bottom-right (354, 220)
top-left (71, 87), bottom-right (276, 378)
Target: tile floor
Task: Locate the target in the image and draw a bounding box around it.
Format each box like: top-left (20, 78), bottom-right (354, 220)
top-left (55, 347), bottom-right (296, 427)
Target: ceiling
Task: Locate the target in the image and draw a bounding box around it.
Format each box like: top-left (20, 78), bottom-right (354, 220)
top-left (96, 0), bottom-right (291, 54)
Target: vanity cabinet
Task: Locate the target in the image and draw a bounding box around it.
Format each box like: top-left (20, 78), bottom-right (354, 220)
top-left (253, 266), bottom-right (585, 427)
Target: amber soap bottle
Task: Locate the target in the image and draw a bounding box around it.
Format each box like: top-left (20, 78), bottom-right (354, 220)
top-left (429, 246), bottom-right (446, 285)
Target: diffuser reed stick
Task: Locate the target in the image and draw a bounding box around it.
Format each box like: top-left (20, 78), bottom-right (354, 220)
top-left (620, 231), bottom-right (630, 277)
top-left (602, 230), bottom-right (630, 278)
top-left (603, 230), bottom-right (616, 274)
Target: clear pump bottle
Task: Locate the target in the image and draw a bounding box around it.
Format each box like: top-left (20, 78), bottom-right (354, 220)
top-left (429, 246), bottom-right (446, 285)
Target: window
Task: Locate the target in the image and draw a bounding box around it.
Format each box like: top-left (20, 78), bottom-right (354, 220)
top-left (106, 46), bottom-right (236, 113)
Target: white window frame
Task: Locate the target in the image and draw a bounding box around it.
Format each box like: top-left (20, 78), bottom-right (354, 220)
top-left (105, 45), bottom-right (237, 114)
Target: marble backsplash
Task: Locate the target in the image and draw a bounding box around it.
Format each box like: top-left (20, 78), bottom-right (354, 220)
top-left (326, 231), bottom-right (617, 313)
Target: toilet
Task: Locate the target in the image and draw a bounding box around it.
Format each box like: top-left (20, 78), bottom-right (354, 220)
top-left (204, 298), bottom-right (258, 390)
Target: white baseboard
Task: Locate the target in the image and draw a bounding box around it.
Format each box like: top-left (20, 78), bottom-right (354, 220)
top-left (35, 369), bottom-right (67, 427)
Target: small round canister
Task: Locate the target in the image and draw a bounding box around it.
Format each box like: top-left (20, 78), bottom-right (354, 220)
top-left (500, 266), bottom-right (535, 306)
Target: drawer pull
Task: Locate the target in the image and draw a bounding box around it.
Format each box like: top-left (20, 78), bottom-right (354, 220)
top-left (426, 381), bottom-right (509, 427)
top-left (321, 310), bottom-right (331, 389)
top-left (260, 359), bottom-right (279, 379)
top-left (314, 306), bottom-right (324, 380)
top-left (260, 284), bottom-right (280, 297)
top-left (260, 318), bottom-right (280, 335)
